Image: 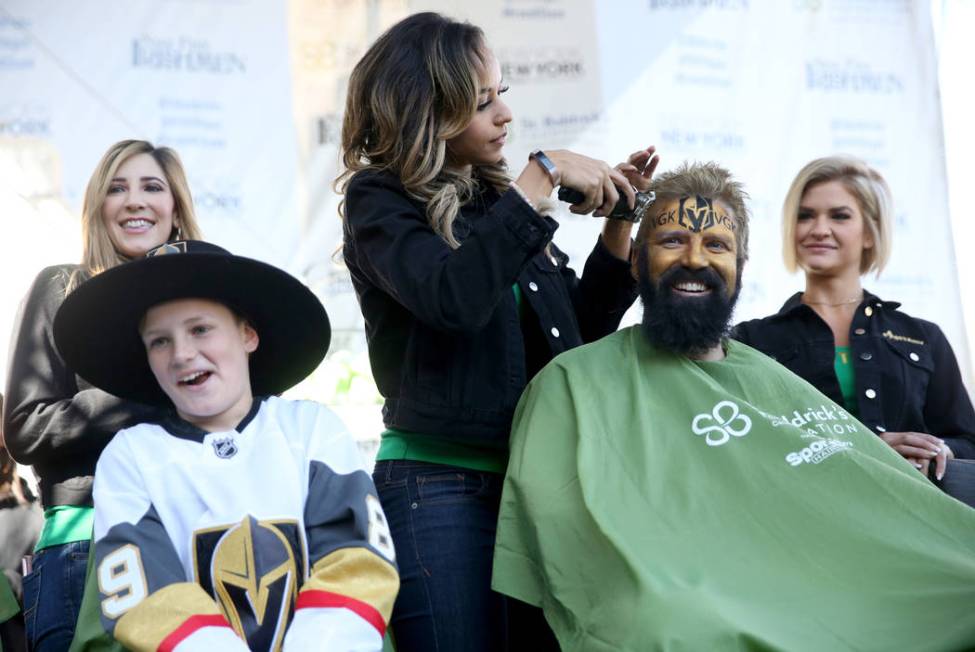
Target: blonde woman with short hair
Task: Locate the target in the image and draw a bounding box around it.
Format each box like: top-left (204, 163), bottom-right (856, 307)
top-left (735, 155), bottom-right (975, 505)
top-left (2, 139), bottom-right (201, 650)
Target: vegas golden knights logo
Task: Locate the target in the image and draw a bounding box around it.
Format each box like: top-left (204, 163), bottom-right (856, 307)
top-left (194, 517), bottom-right (306, 652)
top-left (677, 196), bottom-right (716, 232)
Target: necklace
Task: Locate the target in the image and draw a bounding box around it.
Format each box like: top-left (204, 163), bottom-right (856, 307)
top-left (802, 293), bottom-right (862, 307)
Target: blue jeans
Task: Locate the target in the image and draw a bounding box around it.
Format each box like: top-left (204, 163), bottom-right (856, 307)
top-left (936, 459), bottom-right (975, 508)
top-left (374, 460), bottom-right (507, 652)
top-left (21, 540), bottom-right (89, 652)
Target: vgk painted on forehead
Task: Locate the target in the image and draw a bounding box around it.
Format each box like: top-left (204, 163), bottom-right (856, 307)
top-left (651, 194), bottom-right (738, 232)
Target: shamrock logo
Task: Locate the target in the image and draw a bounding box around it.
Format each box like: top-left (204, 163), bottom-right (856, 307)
top-left (691, 400), bottom-right (752, 447)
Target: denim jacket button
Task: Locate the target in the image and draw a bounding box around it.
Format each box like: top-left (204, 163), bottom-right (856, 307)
top-left (865, 306), bottom-right (873, 317)
top-left (865, 388), bottom-right (877, 399)
top-left (529, 282), bottom-right (539, 292)
top-left (860, 352), bottom-right (873, 361)
top-left (854, 328), bottom-right (866, 335)
top-left (875, 425), bottom-right (886, 432)
top-left (909, 352), bottom-right (920, 362)
top-left (551, 327), bottom-right (560, 338)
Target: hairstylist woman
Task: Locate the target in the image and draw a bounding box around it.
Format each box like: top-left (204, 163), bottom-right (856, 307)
top-left (339, 12), bottom-right (656, 651)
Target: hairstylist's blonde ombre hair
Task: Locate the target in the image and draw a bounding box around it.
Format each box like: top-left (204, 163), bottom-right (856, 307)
top-left (782, 155), bottom-right (892, 276)
top-left (70, 140), bottom-right (202, 292)
top-left (337, 12), bottom-right (510, 248)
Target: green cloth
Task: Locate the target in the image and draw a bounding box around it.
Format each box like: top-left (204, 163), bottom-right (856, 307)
top-left (833, 345), bottom-right (858, 416)
top-left (68, 537), bottom-right (124, 652)
top-left (35, 505), bottom-right (93, 552)
top-left (493, 326), bottom-right (975, 651)
top-left (375, 430), bottom-right (506, 474)
top-left (0, 572), bottom-right (18, 624)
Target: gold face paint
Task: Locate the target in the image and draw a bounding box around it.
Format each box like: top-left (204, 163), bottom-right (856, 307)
top-left (638, 195), bottom-right (738, 298)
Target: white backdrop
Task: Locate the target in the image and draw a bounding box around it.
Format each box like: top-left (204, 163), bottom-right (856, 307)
top-left (0, 0), bottom-right (968, 446)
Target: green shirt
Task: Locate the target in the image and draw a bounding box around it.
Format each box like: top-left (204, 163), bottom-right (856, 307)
top-left (375, 429), bottom-right (506, 473)
top-left (833, 345), bottom-right (858, 416)
top-left (493, 326), bottom-right (975, 651)
top-left (0, 571), bottom-right (18, 625)
top-left (35, 505), bottom-right (94, 552)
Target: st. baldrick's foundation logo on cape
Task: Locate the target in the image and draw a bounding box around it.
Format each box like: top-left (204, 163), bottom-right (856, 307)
top-left (193, 516), bottom-right (306, 652)
top-left (691, 400), bottom-right (752, 446)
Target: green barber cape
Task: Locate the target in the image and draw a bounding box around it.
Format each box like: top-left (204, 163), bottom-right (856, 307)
top-left (68, 538), bottom-right (125, 652)
top-left (0, 572), bottom-right (20, 652)
top-left (0, 572), bottom-right (18, 624)
top-left (493, 326), bottom-right (975, 652)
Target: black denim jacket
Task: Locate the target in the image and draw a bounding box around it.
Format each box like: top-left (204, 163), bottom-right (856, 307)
top-left (342, 170), bottom-right (637, 447)
top-left (733, 291), bottom-right (975, 458)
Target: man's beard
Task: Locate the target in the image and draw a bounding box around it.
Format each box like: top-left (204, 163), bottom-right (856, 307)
top-left (637, 251), bottom-right (741, 357)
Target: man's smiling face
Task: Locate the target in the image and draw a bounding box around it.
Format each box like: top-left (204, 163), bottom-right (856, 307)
top-left (639, 194), bottom-right (739, 299)
top-left (633, 194), bottom-right (742, 356)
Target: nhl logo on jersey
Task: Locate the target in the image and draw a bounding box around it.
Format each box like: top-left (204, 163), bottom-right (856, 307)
top-left (212, 436), bottom-right (238, 459)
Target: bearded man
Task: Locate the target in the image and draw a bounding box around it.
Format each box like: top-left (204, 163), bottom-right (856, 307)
top-left (491, 162), bottom-right (975, 652)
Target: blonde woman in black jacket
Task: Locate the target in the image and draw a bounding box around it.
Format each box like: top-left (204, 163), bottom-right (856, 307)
top-left (2, 140), bottom-right (202, 650)
top-left (734, 155), bottom-right (975, 505)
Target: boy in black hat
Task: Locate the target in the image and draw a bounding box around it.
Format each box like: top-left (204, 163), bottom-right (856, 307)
top-left (54, 241), bottom-right (399, 652)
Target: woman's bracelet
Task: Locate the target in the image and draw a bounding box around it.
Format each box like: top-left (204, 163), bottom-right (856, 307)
top-left (529, 150), bottom-right (561, 187)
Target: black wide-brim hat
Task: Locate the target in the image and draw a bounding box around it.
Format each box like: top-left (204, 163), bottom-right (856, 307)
top-left (54, 240), bottom-right (331, 406)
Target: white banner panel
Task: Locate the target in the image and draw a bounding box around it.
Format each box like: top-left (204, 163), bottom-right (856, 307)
top-left (0, 1), bottom-right (967, 441)
top-left (564, 0), bottom-right (967, 381)
top-left (0, 0), bottom-right (298, 382)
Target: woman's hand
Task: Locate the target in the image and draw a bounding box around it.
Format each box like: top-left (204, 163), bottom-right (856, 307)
top-left (515, 149), bottom-right (632, 216)
top-left (600, 145), bottom-right (660, 261)
top-left (880, 431), bottom-right (954, 480)
top-left (615, 146), bottom-right (659, 193)
top-left (550, 149), bottom-right (637, 216)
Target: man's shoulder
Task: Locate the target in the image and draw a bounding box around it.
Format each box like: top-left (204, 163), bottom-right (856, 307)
top-left (725, 339), bottom-right (835, 401)
top-left (543, 327), bottom-right (635, 375)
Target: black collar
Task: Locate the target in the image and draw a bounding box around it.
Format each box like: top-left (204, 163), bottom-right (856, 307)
top-left (770, 289), bottom-right (900, 320)
top-left (157, 396), bottom-right (268, 443)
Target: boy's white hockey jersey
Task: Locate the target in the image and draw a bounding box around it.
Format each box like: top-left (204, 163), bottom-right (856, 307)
top-left (92, 396), bottom-right (399, 652)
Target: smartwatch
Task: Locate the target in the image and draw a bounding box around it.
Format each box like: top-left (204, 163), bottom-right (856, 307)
top-left (529, 150), bottom-right (561, 187)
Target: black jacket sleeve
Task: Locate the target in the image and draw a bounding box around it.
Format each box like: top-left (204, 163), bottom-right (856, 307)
top-left (344, 172), bottom-right (557, 334)
top-left (566, 236), bottom-right (638, 343)
top-left (2, 266), bottom-right (156, 466)
top-left (921, 323), bottom-right (975, 459)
